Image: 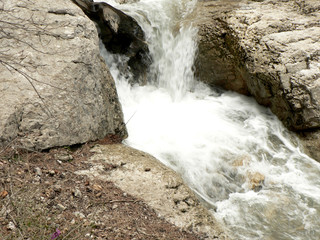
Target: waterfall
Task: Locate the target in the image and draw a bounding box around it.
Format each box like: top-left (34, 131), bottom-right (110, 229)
top-left (97, 0), bottom-right (320, 239)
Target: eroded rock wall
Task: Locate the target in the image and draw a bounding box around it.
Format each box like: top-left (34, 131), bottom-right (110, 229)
top-left (0, 0), bottom-right (127, 150)
top-left (195, 0), bottom-right (320, 160)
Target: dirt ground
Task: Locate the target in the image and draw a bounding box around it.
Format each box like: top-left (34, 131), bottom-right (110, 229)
top-left (0, 140), bottom-right (206, 240)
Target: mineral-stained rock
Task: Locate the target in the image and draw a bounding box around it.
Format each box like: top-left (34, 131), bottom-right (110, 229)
top-left (0, 0), bottom-right (127, 151)
top-left (195, 0), bottom-right (320, 160)
top-left (72, 0), bottom-right (151, 85)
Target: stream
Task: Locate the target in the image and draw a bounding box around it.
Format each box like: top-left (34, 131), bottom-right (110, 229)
top-left (97, 0), bottom-right (320, 239)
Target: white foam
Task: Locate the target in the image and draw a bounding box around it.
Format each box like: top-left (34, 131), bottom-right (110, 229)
top-left (98, 0), bottom-right (320, 239)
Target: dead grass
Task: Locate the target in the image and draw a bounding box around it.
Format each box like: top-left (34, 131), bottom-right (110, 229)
top-left (0, 141), bottom-right (205, 240)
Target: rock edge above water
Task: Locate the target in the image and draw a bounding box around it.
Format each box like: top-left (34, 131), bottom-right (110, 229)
top-left (76, 144), bottom-right (230, 239)
top-left (195, 0), bottom-right (320, 161)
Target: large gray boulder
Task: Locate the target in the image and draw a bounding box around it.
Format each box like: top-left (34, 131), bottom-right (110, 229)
top-left (0, 0), bottom-right (127, 150)
top-left (195, 0), bottom-right (320, 160)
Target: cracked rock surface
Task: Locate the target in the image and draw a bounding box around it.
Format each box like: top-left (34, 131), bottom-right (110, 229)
top-left (195, 0), bottom-right (320, 161)
top-left (0, 0), bottom-right (127, 150)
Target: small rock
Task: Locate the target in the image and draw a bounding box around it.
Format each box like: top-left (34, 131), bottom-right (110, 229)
top-left (71, 219), bottom-right (76, 224)
top-left (73, 188), bottom-right (82, 198)
top-left (59, 172), bottom-right (66, 179)
top-left (55, 153), bottom-right (73, 162)
top-left (92, 184), bottom-right (102, 192)
top-left (57, 204), bottom-right (67, 211)
top-left (53, 185), bottom-right (62, 193)
top-left (49, 170), bottom-right (55, 176)
top-left (74, 211), bottom-right (85, 219)
top-left (112, 204), bottom-right (118, 210)
top-left (34, 167), bottom-right (42, 176)
top-left (32, 176), bottom-right (41, 184)
top-left (123, 192), bottom-right (127, 197)
top-left (7, 221), bottom-right (16, 231)
top-left (247, 172), bottom-right (265, 192)
top-left (0, 190), bottom-right (8, 199)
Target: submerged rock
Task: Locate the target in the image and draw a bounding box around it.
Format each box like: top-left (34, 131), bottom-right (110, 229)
top-left (0, 0), bottom-right (127, 150)
top-left (247, 172), bottom-right (265, 192)
top-left (72, 0), bottom-right (151, 85)
top-left (195, 0), bottom-right (320, 161)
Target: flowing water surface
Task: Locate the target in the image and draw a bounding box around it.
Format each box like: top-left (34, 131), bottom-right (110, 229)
top-left (97, 0), bottom-right (320, 239)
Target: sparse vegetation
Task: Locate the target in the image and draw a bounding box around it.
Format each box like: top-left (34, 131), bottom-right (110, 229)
top-left (0, 142), bottom-right (204, 240)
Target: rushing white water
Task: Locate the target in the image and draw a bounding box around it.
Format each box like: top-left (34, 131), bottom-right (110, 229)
top-left (98, 0), bottom-right (320, 239)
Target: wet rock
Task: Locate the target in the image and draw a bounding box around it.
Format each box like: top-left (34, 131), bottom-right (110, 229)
top-left (195, 0), bottom-right (320, 161)
top-left (233, 155), bottom-right (251, 167)
top-left (72, 0), bottom-right (151, 85)
top-left (247, 172), bottom-right (265, 192)
top-left (196, 0), bottom-right (320, 129)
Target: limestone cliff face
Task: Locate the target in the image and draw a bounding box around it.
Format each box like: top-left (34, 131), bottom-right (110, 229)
top-left (0, 0), bottom-right (127, 150)
top-left (195, 0), bottom-right (320, 160)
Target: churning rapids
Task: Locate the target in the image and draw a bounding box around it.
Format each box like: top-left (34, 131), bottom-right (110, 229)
top-left (97, 0), bottom-right (320, 239)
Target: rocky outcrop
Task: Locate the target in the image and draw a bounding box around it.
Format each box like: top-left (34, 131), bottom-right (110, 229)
top-left (195, 0), bottom-right (320, 160)
top-left (0, 0), bottom-right (127, 150)
top-left (72, 0), bottom-right (151, 85)
top-left (76, 144), bottom-right (230, 239)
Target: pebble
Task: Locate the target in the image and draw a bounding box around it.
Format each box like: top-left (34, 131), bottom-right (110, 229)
top-left (57, 204), bottom-right (67, 211)
top-left (73, 188), bottom-right (82, 198)
top-left (92, 184), bottom-right (102, 191)
top-left (34, 167), bottom-right (42, 176)
top-left (74, 211), bottom-right (85, 219)
top-left (55, 154), bottom-right (73, 162)
top-left (49, 170), bottom-right (55, 176)
top-left (7, 221), bottom-right (15, 231)
top-left (53, 185), bottom-right (62, 193)
top-left (112, 204), bottom-right (118, 210)
top-left (32, 176), bottom-right (41, 184)
top-left (59, 172), bottom-right (66, 179)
